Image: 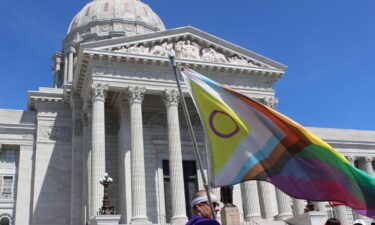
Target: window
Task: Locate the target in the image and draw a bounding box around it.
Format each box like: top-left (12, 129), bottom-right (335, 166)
top-left (0, 147), bottom-right (19, 200)
top-left (0, 150), bottom-right (18, 168)
top-left (163, 160), bottom-right (198, 222)
top-left (1, 177), bottom-right (13, 199)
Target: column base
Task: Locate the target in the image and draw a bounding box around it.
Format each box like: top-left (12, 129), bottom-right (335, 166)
top-left (130, 217), bottom-right (152, 225)
top-left (90, 214), bottom-right (121, 225)
top-left (221, 206), bottom-right (240, 225)
top-left (285, 211), bottom-right (327, 225)
top-left (170, 215), bottom-right (188, 225)
top-left (274, 212), bottom-right (293, 221)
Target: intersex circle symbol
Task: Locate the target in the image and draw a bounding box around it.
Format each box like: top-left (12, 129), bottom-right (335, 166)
top-left (209, 110), bottom-right (240, 138)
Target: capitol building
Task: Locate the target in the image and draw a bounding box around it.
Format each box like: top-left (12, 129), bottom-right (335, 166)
top-left (0, 0), bottom-right (374, 225)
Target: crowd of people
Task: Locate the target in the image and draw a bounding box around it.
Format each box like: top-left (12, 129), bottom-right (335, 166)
top-left (186, 190), bottom-right (373, 225)
top-left (325, 218), bottom-right (371, 225)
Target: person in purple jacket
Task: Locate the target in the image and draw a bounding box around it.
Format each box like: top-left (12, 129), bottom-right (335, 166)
top-left (186, 190), bottom-right (221, 225)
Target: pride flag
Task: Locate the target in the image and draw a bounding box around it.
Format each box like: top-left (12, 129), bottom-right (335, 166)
top-left (181, 68), bottom-right (375, 217)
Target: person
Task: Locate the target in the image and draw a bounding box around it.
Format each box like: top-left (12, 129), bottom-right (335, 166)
top-left (325, 218), bottom-right (341, 225)
top-left (186, 190), bottom-right (221, 225)
top-left (353, 219), bottom-right (367, 225)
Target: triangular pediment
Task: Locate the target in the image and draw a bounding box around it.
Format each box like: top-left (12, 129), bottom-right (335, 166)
top-left (81, 26), bottom-right (286, 72)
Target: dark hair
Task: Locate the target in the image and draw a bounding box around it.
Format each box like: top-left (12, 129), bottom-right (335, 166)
top-left (325, 218), bottom-right (341, 225)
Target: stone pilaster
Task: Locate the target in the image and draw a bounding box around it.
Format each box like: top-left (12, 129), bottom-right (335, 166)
top-left (81, 111), bottom-right (90, 224)
top-left (127, 86), bottom-right (150, 224)
top-left (162, 89), bottom-right (187, 225)
top-left (15, 145), bottom-right (34, 225)
top-left (90, 83), bottom-right (108, 217)
top-left (240, 181), bottom-right (261, 221)
top-left (70, 95), bottom-right (84, 225)
top-left (275, 188), bottom-right (293, 220)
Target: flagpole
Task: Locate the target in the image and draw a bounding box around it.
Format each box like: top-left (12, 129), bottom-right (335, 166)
top-left (168, 50), bottom-right (217, 221)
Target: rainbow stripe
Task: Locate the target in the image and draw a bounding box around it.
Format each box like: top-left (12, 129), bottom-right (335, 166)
top-left (181, 68), bottom-right (375, 217)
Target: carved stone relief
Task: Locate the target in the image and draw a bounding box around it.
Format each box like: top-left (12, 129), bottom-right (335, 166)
top-left (38, 125), bottom-right (72, 143)
top-left (201, 48), bottom-right (228, 63)
top-left (110, 38), bottom-right (266, 68)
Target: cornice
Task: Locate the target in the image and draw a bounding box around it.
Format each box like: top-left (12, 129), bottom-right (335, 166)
top-left (73, 50), bottom-right (281, 96)
top-left (0, 123), bottom-right (35, 132)
top-left (28, 89), bottom-right (69, 111)
top-left (81, 26), bottom-right (287, 71)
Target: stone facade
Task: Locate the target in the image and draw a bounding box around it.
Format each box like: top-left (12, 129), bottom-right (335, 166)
top-left (1, 2), bottom-right (375, 225)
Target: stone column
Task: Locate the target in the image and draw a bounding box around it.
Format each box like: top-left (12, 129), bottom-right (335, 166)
top-left (118, 94), bottom-right (132, 224)
top-left (15, 145), bottom-right (34, 225)
top-left (352, 156), bottom-right (373, 224)
top-left (292, 198), bottom-right (305, 216)
top-left (240, 181), bottom-right (261, 221)
top-left (333, 206), bottom-right (350, 225)
top-left (128, 86), bottom-right (150, 224)
top-left (361, 156), bottom-right (374, 176)
top-left (64, 54), bottom-right (68, 84)
top-left (68, 47), bottom-right (75, 82)
top-left (162, 89), bottom-right (187, 225)
top-left (346, 156), bottom-right (367, 223)
top-left (53, 56), bottom-right (61, 88)
top-left (275, 188), bottom-right (293, 220)
top-left (90, 83), bottom-right (108, 217)
top-left (258, 181), bottom-right (276, 219)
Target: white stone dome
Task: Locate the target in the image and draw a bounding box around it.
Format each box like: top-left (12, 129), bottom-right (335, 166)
top-left (65, 0), bottom-right (165, 44)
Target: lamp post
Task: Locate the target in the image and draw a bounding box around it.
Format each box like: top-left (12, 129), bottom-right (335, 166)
top-left (99, 173), bottom-right (115, 215)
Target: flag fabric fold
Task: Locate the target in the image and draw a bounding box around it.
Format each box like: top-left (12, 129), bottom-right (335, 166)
top-left (180, 67), bottom-right (375, 217)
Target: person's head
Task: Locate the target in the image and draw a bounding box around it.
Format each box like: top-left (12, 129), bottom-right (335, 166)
top-left (353, 219), bottom-right (367, 225)
top-left (191, 190), bottom-right (220, 219)
top-left (325, 218), bottom-right (341, 225)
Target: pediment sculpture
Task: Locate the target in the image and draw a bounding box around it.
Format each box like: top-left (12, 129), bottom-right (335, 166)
top-left (111, 39), bottom-right (265, 68)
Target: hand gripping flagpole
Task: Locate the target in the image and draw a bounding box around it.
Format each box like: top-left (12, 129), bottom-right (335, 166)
top-left (168, 50), bottom-right (217, 221)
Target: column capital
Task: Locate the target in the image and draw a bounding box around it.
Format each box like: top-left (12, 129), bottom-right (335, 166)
top-left (69, 46), bottom-right (76, 54)
top-left (346, 156), bottom-right (356, 164)
top-left (162, 89), bottom-right (180, 107)
top-left (360, 156), bottom-right (374, 164)
top-left (91, 83), bottom-right (108, 102)
top-left (263, 97), bottom-right (278, 109)
top-left (127, 86), bottom-right (145, 105)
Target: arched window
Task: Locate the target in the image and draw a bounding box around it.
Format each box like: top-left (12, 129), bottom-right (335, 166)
top-left (0, 217), bottom-right (10, 225)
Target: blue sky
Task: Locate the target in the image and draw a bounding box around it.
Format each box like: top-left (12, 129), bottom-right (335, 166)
top-left (0, 0), bottom-right (374, 130)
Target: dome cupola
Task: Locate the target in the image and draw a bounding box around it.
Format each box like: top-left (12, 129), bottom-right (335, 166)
top-left (64, 0), bottom-right (165, 45)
